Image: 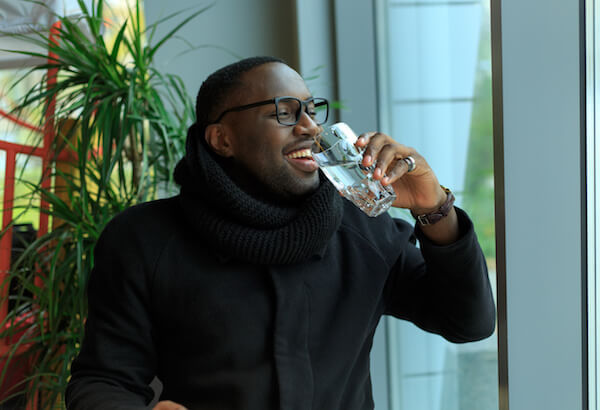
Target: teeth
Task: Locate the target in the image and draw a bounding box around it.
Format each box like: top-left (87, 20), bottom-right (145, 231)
top-left (286, 148), bottom-right (313, 159)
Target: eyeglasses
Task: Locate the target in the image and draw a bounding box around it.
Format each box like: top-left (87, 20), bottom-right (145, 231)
top-left (211, 96), bottom-right (329, 126)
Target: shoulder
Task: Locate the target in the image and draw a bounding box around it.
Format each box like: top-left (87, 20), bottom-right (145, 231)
top-left (107, 195), bottom-right (180, 230)
top-left (98, 195), bottom-right (183, 253)
top-left (110, 195), bottom-right (180, 226)
top-left (89, 196), bottom-right (187, 289)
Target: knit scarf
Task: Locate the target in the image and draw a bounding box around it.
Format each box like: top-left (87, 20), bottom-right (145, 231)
top-left (174, 123), bottom-right (344, 265)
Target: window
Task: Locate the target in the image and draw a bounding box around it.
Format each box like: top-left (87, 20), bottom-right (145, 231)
top-left (0, 69), bottom-right (46, 231)
top-left (334, 0), bottom-right (497, 408)
top-left (375, 1), bottom-right (497, 409)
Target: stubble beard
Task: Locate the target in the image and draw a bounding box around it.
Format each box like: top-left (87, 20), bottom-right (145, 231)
top-left (231, 160), bottom-right (320, 203)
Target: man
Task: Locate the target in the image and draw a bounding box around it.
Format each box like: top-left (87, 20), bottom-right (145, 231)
top-left (66, 56), bottom-right (496, 410)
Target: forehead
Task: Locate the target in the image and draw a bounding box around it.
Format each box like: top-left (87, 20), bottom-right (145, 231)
top-left (235, 62), bottom-right (311, 104)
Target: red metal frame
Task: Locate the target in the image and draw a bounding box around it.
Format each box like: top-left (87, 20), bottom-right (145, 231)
top-left (0, 109), bottom-right (43, 134)
top-left (0, 21), bottom-right (62, 408)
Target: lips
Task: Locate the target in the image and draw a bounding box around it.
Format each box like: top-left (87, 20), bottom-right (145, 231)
top-left (284, 147), bottom-right (318, 173)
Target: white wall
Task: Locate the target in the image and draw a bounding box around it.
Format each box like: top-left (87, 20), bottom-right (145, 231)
top-left (294, 0), bottom-right (338, 118)
top-left (144, 0), bottom-right (341, 120)
top-left (144, 0), bottom-right (300, 99)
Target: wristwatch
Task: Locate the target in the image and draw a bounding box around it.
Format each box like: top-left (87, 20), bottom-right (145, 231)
top-left (411, 186), bottom-right (455, 226)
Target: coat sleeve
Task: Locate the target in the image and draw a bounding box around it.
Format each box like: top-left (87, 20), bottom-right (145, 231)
top-left (383, 207), bottom-right (496, 343)
top-left (66, 215), bottom-right (158, 409)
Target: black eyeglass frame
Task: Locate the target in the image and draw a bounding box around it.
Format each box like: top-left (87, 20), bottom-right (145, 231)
top-left (210, 96), bottom-right (329, 126)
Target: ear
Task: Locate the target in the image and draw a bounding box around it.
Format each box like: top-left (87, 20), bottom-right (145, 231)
top-left (204, 124), bottom-right (235, 158)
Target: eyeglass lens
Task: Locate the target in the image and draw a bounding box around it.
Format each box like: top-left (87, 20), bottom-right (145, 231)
top-left (276, 98), bottom-right (328, 125)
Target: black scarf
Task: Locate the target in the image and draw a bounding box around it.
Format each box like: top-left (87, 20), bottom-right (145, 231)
top-left (174, 123), bottom-right (344, 265)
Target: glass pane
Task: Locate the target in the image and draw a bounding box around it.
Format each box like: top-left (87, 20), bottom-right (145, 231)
top-left (377, 0), bottom-right (498, 409)
top-left (13, 154), bottom-right (42, 231)
top-left (387, 4), bottom-right (482, 101)
top-left (0, 69), bottom-right (45, 147)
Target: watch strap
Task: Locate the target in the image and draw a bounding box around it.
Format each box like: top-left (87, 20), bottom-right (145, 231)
top-left (411, 186), bottom-right (455, 226)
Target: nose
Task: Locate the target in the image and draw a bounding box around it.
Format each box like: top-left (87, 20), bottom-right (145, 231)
top-left (293, 110), bottom-right (321, 138)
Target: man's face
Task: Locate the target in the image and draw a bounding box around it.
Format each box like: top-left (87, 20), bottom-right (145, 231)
top-left (217, 62), bottom-right (322, 199)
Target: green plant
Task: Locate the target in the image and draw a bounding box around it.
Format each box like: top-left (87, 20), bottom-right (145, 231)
top-left (0, 0), bottom-right (208, 407)
top-left (462, 18), bottom-right (495, 261)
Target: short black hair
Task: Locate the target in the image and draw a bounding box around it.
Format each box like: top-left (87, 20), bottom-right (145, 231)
top-left (195, 56), bottom-right (286, 136)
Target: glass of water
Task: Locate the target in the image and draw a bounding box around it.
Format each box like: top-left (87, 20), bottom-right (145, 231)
top-left (311, 122), bottom-right (396, 217)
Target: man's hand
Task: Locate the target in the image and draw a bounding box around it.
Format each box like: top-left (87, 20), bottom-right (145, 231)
top-left (153, 401), bottom-right (188, 410)
top-left (355, 132), bottom-right (460, 244)
top-left (355, 132), bottom-right (445, 212)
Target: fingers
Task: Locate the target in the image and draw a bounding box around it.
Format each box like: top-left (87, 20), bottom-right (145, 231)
top-left (356, 132), bottom-right (416, 185)
top-left (153, 401), bottom-right (188, 410)
top-left (381, 156), bottom-right (415, 185)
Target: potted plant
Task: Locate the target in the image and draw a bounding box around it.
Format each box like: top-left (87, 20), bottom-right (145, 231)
top-left (0, 0), bottom-right (208, 407)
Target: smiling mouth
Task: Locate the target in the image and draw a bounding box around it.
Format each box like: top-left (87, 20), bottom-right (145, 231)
top-left (285, 148), bottom-right (313, 159)
top-left (284, 147), bottom-right (318, 173)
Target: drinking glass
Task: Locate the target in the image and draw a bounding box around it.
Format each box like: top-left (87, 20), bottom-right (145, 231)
top-left (311, 122), bottom-right (396, 217)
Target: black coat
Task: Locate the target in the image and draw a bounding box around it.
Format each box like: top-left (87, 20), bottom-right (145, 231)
top-left (66, 197), bottom-right (495, 410)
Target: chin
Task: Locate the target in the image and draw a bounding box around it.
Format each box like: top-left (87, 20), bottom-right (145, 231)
top-left (257, 168), bottom-right (320, 202)
top-left (285, 178), bottom-right (320, 198)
